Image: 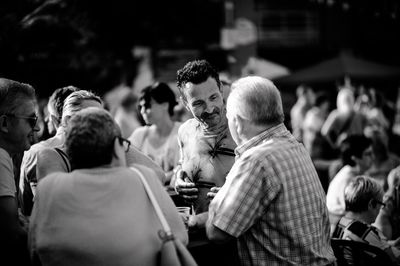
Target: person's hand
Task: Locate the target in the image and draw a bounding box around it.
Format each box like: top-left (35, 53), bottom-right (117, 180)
top-left (174, 169), bottom-right (198, 202)
top-left (207, 186), bottom-right (221, 200)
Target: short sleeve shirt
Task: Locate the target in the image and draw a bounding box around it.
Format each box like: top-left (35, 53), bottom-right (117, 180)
top-left (210, 124), bottom-right (335, 266)
top-left (0, 147), bottom-right (16, 197)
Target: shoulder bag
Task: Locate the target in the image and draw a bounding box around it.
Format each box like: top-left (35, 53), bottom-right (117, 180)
top-left (130, 167), bottom-right (197, 266)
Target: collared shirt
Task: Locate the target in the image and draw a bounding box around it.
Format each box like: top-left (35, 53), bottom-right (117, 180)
top-left (210, 123), bottom-right (335, 266)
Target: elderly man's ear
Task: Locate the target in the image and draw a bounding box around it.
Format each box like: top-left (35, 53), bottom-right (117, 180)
top-left (0, 115), bottom-right (9, 133)
top-left (112, 138), bottom-right (127, 167)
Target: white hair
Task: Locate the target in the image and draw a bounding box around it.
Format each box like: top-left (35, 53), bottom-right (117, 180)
top-left (61, 90), bottom-right (102, 126)
top-left (228, 76), bottom-right (284, 126)
top-left (336, 88), bottom-right (354, 113)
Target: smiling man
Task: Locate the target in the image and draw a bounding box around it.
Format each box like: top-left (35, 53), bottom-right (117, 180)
top-left (0, 78), bottom-right (40, 265)
top-left (174, 60), bottom-right (236, 224)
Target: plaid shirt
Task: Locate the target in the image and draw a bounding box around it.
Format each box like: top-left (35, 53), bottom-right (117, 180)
top-left (210, 124), bottom-right (335, 266)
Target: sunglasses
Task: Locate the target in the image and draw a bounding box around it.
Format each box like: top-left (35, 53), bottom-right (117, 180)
top-left (375, 200), bottom-right (386, 208)
top-left (117, 136), bottom-right (131, 152)
top-left (6, 114), bottom-right (38, 129)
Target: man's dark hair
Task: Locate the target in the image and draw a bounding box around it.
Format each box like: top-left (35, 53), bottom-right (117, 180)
top-left (340, 135), bottom-right (372, 166)
top-left (48, 86), bottom-right (79, 120)
top-left (140, 82), bottom-right (177, 116)
top-left (176, 60), bottom-right (220, 101)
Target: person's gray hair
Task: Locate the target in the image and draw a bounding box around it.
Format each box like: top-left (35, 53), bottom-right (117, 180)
top-left (228, 76), bottom-right (284, 126)
top-left (65, 107), bottom-right (121, 170)
top-left (61, 90), bottom-right (103, 126)
top-left (344, 175), bottom-right (384, 213)
top-left (0, 78), bottom-right (36, 115)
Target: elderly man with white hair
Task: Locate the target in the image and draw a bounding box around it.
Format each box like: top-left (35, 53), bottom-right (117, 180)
top-left (206, 76), bottom-right (335, 266)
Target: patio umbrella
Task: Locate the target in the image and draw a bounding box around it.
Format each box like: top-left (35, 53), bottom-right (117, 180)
top-left (273, 52), bottom-right (400, 85)
top-left (242, 57), bottom-right (290, 79)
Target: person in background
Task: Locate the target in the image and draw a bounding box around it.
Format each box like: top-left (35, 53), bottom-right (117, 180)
top-left (326, 135), bottom-right (373, 233)
top-left (174, 60), bottom-right (236, 227)
top-left (332, 176), bottom-right (400, 265)
top-left (35, 90), bottom-right (103, 180)
top-left (0, 78), bottom-right (40, 265)
top-left (321, 87), bottom-right (367, 152)
top-left (207, 76), bottom-right (335, 266)
top-left (29, 107), bottom-right (187, 266)
top-left (19, 85), bottom-right (78, 216)
top-left (290, 84), bottom-right (315, 142)
top-left (129, 82), bottom-right (180, 186)
top-left (302, 92), bottom-right (331, 159)
top-left (375, 166), bottom-right (400, 240)
top-left (36, 90), bottom-right (166, 184)
top-left (114, 92), bottom-right (143, 138)
top-left (364, 110), bottom-right (400, 189)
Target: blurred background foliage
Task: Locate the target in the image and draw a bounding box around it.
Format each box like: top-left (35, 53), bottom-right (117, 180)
top-left (0, 0), bottom-right (222, 97)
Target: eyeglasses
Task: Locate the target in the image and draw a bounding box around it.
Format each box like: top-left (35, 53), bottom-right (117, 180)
top-left (375, 200), bottom-right (386, 208)
top-left (5, 114), bottom-right (38, 128)
top-left (117, 136), bottom-right (131, 152)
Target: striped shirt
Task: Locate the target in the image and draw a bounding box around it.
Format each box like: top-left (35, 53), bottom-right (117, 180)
top-left (210, 123), bottom-right (335, 266)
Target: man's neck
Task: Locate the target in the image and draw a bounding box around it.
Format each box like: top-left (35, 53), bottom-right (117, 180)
top-left (200, 117), bottom-right (228, 135)
top-left (344, 211), bottom-right (373, 225)
top-left (241, 122), bottom-right (279, 144)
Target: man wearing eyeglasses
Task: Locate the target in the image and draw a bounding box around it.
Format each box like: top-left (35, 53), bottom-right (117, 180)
top-left (0, 78), bottom-right (39, 265)
top-left (332, 175), bottom-right (400, 265)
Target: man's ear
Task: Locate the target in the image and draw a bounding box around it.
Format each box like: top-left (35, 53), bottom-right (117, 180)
top-left (235, 115), bottom-right (248, 137)
top-left (112, 137), bottom-right (126, 166)
top-left (368, 199), bottom-right (377, 209)
top-left (161, 102), bottom-right (169, 111)
top-left (350, 155), bottom-right (360, 166)
top-left (0, 115), bottom-right (8, 133)
top-left (50, 114), bottom-right (60, 128)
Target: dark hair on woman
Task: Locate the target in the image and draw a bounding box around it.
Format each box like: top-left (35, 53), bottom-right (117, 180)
top-left (140, 82), bottom-right (178, 116)
top-left (340, 135), bottom-right (372, 166)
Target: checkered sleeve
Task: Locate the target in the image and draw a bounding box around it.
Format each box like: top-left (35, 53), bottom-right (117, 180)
top-left (210, 155), bottom-right (281, 237)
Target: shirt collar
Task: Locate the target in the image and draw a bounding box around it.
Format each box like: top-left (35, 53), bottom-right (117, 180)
top-left (235, 123), bottom-right (287, 157)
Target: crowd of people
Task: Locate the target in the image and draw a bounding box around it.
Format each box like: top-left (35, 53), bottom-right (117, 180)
top-left (1, 59), bottom-right (400, 266)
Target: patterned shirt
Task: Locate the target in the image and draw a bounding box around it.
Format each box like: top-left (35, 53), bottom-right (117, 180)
top-left (210, 123), bottom-right (335, 266)
top-left (332, 216), bottom-right (400, 264)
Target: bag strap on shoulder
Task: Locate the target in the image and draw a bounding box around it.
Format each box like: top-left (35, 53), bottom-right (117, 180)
top-left (130, 167), bottom-right (173, 238)
top-left (54, 147), bottom-right (71, 172)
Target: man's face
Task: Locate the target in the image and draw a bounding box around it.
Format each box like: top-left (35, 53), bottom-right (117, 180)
top-left (7, 99), bottom-right (39, 153)
top-left (183, 77), bottom-right (225, 129)
top-left (357, 146), bottom-right (374, 172)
